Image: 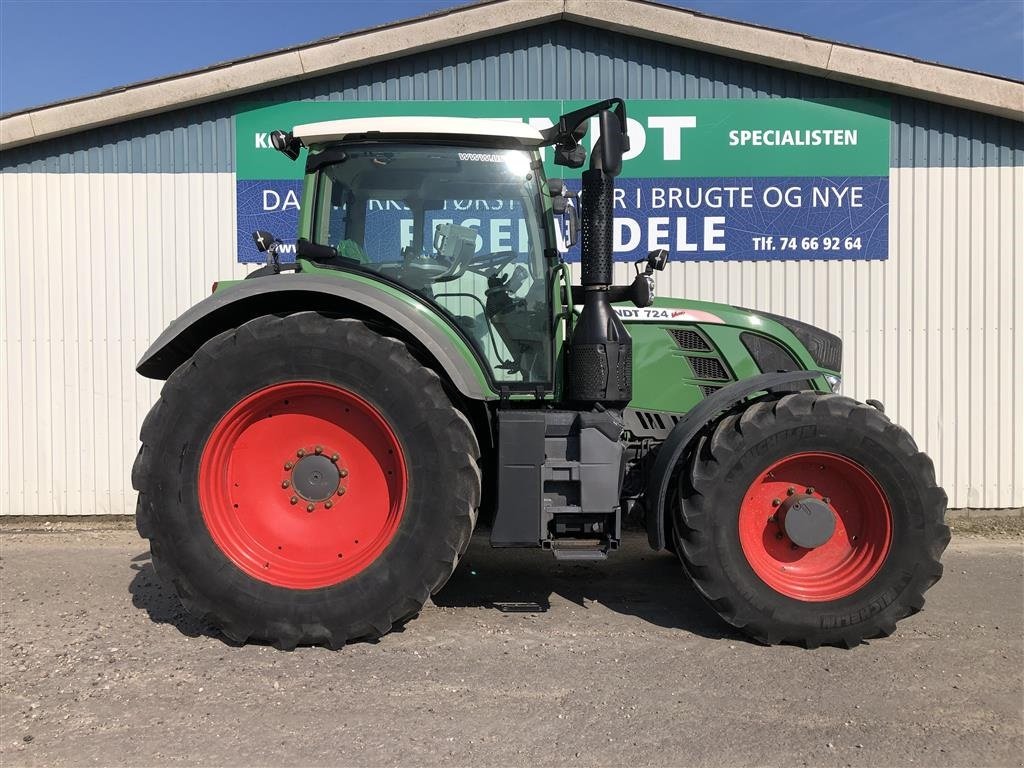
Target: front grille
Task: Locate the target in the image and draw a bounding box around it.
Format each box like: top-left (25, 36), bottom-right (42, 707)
top-left (635, 411), bottom-right (674, 430)
top-left (668, 329), bottom-right (711, 352)
top-left (687, 356), bottom-right (729, 381)
top-left (741, 333), bottom-right (814, 390)
top-left (741, 332), bottom-right (800, 373)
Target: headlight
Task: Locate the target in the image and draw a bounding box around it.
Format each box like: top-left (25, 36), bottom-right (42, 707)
top-left (825, 374), bottom-right (841, 393)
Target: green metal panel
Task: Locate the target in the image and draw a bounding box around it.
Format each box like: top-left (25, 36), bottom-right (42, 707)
top-left (623, 297), bottom-right (830, 416)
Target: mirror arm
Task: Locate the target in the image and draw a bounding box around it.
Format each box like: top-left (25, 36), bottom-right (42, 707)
top-left (540, 98), bottom-right (627, 147)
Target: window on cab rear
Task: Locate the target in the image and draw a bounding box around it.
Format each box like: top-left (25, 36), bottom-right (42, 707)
top-left (311, 143), bottom-right (554, 388)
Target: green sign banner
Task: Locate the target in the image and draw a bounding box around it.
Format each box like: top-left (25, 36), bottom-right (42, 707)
top-left (235, 98), bottom-right (890, 262)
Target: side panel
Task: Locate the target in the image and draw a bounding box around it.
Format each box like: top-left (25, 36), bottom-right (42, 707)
top-left (622, 297), bottom-right (828, 419)
top-left (492, 410), bottom-right (625, 550)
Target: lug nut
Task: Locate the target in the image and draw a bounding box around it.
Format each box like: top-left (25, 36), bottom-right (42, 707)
top-left (315, 446), bottom-right (323, 455)
top-left (806, 486), bottom-right (815, 494)
top-left (281, 480), bottom-right (290, 489)
top-left (284, 461), bottom-right (293, 470)
top-left (306, 503), bottom-right (315, 513)
top-left (791, 543), bottom-right (799, 550)
top-left (823, 497), bottom-right (831, 504)
top-left (297, 449), bottom-right (306, 458)
top-left (786, 487), bottom-right (795, 496)
top-left (324, 500), bottom-right (333, 509)
top-left (330, 453), bottom-right (340, 463)
top-left (339, 469), bottom-right (349, 478)
top-left (289, 496), bottom-right (298, 505)
top-left (772, 498), bottom-right (781, 507)
top-left (768, 516), bottom-right (777, 523)
top-left (775, 532), bottom-right (784, 540)
top-left (337, 487), bottom-right (346, 496)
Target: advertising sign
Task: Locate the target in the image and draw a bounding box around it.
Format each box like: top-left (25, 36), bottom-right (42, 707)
top-left (235, 98), bottom-right (890, 264)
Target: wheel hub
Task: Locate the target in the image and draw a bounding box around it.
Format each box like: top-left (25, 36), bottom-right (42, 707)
top-left (779, 495), bottom-right (836, 549)
top-left (291, 454), bottom-right (341, 502)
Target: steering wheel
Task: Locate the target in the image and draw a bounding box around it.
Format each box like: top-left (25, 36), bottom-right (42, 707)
top-left (434, 250), bottom-right (518, 283)
top-left (468, 250), bottom-right (518, 274)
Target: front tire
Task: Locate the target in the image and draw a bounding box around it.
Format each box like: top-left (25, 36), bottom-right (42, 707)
top-left (674, 392), bottom-right (948, 648)
top-left (132, 313), bottom-right (481, 649)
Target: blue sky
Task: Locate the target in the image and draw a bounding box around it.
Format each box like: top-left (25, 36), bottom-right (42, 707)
top-left (1, 0), bottom-right (1021, 114)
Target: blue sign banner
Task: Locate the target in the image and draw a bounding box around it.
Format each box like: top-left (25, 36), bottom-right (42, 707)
top-left (235, 99), bottom-right (890, 264)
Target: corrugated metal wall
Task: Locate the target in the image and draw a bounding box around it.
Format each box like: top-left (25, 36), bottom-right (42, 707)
top-left (0, 173), bottom-right (245, 515)
top-left (2, 21), bottom-right (1022, 514)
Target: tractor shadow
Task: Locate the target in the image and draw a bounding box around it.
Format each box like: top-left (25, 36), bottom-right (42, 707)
top-left (432, 529), bottom-right (745, 642)
top-left (127, 552), bottom-right (235, 644)
top-left (128, 530), bottom-right (746, 645)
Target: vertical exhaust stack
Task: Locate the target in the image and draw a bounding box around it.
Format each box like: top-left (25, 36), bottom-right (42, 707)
top-left (569, 108), bottom-right (632, 404)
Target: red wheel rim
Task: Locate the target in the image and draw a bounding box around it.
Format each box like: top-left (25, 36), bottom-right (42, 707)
top-left (198, 382), bottom-right (407, 589)
top-left (738, 452), bottom-right (892, 602)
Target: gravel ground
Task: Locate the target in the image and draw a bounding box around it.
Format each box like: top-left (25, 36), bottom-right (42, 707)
top-left (0, 526), bottom-right (1021, 768)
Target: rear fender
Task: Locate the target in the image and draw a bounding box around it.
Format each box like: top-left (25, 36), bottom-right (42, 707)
top-left (136, 274), bottom-right (495, 401)
top-left (644, 370), bottom-right (829, 551)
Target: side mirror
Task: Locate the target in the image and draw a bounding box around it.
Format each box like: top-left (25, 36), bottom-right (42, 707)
top-left (596, 109), bottom-right (628, 177)
top-left (252, 230), bottom-right (278, 253)
top-left (551, 189), bottom-right (578, 249)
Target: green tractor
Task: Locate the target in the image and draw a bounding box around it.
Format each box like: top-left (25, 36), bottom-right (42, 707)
top-left (134, 99), bottom-right (948, 649)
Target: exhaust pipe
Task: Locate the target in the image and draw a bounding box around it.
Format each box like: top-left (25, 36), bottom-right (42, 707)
top-left (569, 108), bottom-right (632, 404)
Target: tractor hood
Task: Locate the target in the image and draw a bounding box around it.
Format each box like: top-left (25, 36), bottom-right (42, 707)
top-left (614, 296), bottom-right (842, 375)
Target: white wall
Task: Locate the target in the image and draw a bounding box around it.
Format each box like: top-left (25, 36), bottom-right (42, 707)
top-left (1, 166), bottom-right (1021, 514)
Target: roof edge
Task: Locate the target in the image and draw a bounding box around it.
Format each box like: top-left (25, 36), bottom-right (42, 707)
top-left (2, 0), bottom-right (1022, 151)
top-left (0, 0), bottom-right (562, 150)
top-left (571, 0), bottom-right (1024, 122)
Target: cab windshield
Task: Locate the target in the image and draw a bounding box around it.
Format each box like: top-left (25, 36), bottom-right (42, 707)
top-left (310, 143), bottom-right (554, 385)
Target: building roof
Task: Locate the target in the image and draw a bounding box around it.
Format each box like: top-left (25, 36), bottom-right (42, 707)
top-left (293, 116), bottom-right (545, 145)
top-left (2, 0), bottom-right (1022, 150)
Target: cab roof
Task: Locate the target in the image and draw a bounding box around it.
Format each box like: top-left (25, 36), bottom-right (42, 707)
top-left (292, 116), bottom-right (545, 147)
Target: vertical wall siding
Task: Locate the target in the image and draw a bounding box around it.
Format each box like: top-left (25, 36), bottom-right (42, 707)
top-left (1, 21), bottom-right (1022, 513)
top-left (0, 173), bottom-right (246, 515)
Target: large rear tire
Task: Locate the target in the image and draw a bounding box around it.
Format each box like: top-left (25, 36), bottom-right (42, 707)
top-left (674, 392), bottom-right (948, 648)
top-left (132, 312), bottom-right (481, 649)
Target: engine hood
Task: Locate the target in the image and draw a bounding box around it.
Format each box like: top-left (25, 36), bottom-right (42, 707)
top-left (613, 296), bottom-right (842, 374)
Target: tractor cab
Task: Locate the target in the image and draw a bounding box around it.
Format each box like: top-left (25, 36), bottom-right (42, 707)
top-left (290, 117), bottom-right (563, 387)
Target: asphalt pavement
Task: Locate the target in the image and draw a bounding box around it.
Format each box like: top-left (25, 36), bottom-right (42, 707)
top-left (1, 523), bottom-right (1021, 767)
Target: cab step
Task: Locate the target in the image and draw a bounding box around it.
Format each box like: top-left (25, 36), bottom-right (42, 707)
top-left (548, 539), bottom-right (614, 560)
